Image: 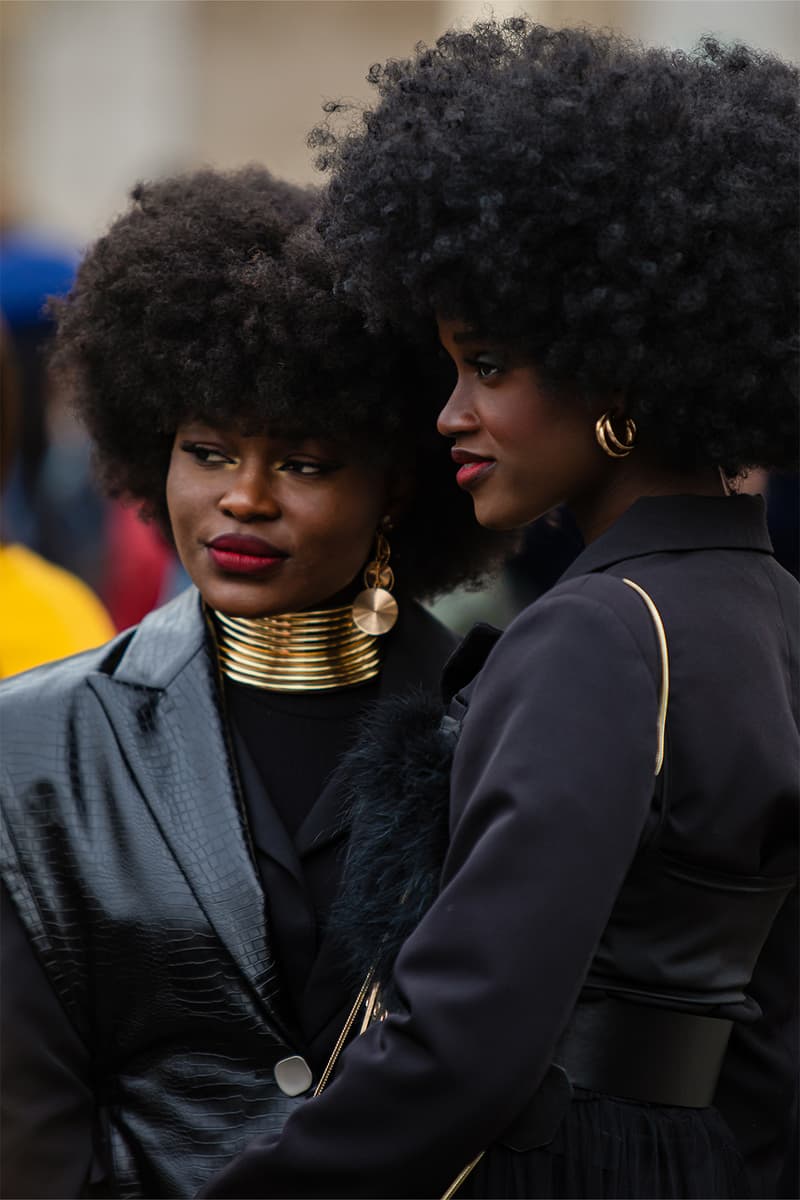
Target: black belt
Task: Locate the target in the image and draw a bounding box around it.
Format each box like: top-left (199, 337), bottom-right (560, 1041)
top-left (555, 994), bottom-right (733, 1108)
top-left (499, 996), bottom-right (733, 1153)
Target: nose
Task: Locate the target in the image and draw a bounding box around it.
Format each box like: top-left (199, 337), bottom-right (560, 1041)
top-left (218, 462), bottom-right (280, 522)
top-left (437, 376), bottom-right (481, 438)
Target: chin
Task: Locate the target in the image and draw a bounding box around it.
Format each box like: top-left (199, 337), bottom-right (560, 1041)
top-left (203, 586), bottom-right (282, 620)
top-left (472, 502), bottom-right (536, 532)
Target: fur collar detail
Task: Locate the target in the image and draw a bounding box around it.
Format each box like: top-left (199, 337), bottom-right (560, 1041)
top-left (330, 690), bottom-right (458, 997)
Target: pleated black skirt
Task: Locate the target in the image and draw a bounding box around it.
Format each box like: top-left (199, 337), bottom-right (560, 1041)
top-left (459, 1091), bottom-right (750, 1199)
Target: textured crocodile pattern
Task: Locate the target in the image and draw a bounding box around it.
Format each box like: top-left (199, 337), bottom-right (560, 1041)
top-left (0, 592), bottom-right (308, 1197)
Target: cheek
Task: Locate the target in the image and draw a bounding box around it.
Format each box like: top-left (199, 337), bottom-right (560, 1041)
top-left (165, 461), bottom-right (206, 563)
top-left (321, 503), bottom-right (381, 560)
top-left (164, 463), bottom-right (186, 540)
top-left (314, 490), bottom-right (386, 573)
top-left (484, 387), bottom-right (544, 450)
top-left (498, 397), bottom-right (584, 468)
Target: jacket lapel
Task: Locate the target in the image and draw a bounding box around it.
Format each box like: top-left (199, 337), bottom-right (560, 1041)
top-left (87, 589), bottom-right (290, 1039)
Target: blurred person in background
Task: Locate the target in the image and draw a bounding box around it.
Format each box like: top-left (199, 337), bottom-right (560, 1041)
top-left (0, 166), bottom-right (506, 1199)
top-left (0, 318), bottom-right (114, 676)
top-left (201, 21), bottom-right (798, 1200)
top-left (0, 222), bottom-right (78, 553)
top-left (1, 217), bottom-right (180, 629)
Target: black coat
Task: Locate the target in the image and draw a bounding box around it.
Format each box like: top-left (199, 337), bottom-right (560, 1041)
top-left (0, 588), bottom-right (456, 1199)
top-left (199, 495), bottom-right (799, 1200)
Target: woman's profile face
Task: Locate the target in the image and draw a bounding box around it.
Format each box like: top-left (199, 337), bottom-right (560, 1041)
top-left (166, 423), bottom-right (392, 618)
top-left (437, 318), bottom-right (606, 530)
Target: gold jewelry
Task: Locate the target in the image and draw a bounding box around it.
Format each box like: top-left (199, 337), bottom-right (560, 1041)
top-left (595, 411), bottom-right (637, 458)
top-left (213, 604), bottom-right (381, 692)
top-left (351, 529), bottom-right (399, 637)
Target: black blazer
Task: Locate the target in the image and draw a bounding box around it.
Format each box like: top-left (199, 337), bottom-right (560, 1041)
top-left (199, 495), bottom-right (799, 1200)
top-left (0, 587), bottom-right (456, 1199)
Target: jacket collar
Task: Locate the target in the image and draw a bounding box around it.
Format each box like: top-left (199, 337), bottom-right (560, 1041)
top-left (110, 585), bottom-right (209, 687)
top-left (560, 494), bottom-right (772, 582)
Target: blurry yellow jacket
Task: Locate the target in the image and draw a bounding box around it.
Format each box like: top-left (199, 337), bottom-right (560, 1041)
top-left (0, 543), bottom-right (115, 678)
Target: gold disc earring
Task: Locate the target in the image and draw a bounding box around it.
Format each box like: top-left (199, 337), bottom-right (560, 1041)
top-left (595, 411), bottom-right (637, 458)
top-left (351, 528), bottom-right (399, 636)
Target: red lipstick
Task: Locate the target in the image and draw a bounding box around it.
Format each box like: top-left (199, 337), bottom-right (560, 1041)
top-left (451, 447), bottom-right (496, 490)
top-left (207, 534), bottom-right (288, 576)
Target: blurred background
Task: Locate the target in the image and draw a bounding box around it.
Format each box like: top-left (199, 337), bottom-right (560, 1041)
top-left (1, 1), bottom-right (798, 665)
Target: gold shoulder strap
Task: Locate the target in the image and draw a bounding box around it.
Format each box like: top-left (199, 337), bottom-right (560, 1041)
top-left (622, 578), bottom-right (669, 776)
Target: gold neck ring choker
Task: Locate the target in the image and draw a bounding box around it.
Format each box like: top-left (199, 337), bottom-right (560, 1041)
top-left (212, 603), bottom-right (382, 693)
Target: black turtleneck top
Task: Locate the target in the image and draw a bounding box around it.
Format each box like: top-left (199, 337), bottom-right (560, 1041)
top-left (224, 677), bottom-right (381, 838)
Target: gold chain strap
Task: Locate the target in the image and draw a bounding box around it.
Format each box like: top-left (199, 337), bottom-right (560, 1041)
top-left (314, 968), bottom-right (482, 1198)
top-left (313, 968), bottom-right (376, 1098)
top-left (440, 1152), bottom-right (486, 1200)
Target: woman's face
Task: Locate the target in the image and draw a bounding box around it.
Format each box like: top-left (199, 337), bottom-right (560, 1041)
top-left (166, 423), bottom-right (393, 618)
top-left (437, 318), bottom-right (607, 529)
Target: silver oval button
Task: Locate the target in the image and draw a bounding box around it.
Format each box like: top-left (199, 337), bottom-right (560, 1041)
top-left (274, 1055), bottom-right (313, 1097)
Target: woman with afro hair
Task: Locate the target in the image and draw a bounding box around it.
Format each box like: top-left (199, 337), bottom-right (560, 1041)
top-left (0, 166), bottom-right (506, 1199)
top-left (200, 20), bottom-right (799, 1200)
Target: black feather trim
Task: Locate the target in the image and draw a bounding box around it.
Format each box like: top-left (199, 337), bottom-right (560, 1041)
top-left (329, 689), bottom-right (457, 998)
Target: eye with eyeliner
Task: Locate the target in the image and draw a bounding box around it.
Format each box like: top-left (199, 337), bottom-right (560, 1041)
top-left (180, 441), bottom-right (235, 466)
top-left (274, 458), bottom-right (343, 477)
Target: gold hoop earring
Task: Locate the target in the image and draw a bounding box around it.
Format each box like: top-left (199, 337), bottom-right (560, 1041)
top-left (352, 529), bottom-right (399, 637)
top-left (595, 411), bottom-right (637, 459)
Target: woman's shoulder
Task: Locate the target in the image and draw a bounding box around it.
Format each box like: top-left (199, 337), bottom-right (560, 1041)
top-left (0, 628), bottom-right (132, 718)
top-left (0, 587), bottom-right (204, 716)
top-left (502, 572), bottom-right (663, 660)
top-left (452, 572), bottom-right (666, 729)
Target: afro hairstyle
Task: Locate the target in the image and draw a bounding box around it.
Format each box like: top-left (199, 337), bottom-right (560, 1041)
top-left (314, 20), bottom-right (799, 473)
top-left (50, 166), bottom-right (510, 600)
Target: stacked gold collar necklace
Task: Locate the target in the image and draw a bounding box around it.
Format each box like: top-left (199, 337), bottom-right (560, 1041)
top-left (212, 604), bottom-right (382, 692)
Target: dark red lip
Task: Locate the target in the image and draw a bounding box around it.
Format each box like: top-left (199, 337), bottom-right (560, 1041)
top-left (206, 534), bottom-right (288, 576)
top-left (208, 534), bottom-right (287, 557)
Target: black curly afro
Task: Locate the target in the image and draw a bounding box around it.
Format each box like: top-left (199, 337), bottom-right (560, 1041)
top-left (314, 20), bottom-right (799, 473)
top-left (51, 166), bottom-right (510, 599)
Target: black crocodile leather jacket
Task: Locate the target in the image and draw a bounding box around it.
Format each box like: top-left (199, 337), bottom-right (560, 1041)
top-left (0, 587), bottom-right (456, 1198)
